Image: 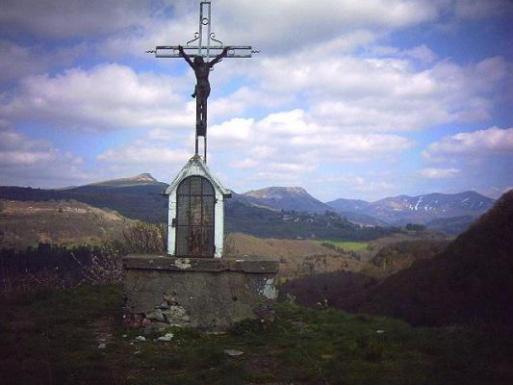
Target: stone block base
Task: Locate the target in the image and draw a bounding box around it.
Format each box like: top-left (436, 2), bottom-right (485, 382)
top-left (122, 255), bottom-right (279, 331)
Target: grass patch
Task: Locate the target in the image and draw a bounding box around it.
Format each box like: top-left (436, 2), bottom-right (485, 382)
top-left (319, 239), bottom-right (369, 252)
top-left (1, 285), bottom-right (512, 385)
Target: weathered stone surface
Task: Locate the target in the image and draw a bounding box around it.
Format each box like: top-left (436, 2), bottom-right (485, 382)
top-left (123, 255), bottom-right (279, 274)
top-left (146, 309), bottom-right (166, 322)
top-left (123, 255), bottom-right (279, 331)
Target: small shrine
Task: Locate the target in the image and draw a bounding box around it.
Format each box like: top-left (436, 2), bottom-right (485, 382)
top-left (165, 154), bottom-right (231, 258)
top-left (122, 0), bottom-right (279, 331)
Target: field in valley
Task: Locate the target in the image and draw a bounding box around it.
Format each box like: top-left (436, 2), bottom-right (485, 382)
top-left (316, 240), bottom-right (370, 252)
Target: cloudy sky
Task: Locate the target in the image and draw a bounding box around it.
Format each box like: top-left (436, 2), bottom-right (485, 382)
top-left (0, 0), bottom-right (512, 201)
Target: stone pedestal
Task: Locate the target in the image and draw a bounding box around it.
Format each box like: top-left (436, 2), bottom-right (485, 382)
top-left (123, 255), bottom-right (279, 331)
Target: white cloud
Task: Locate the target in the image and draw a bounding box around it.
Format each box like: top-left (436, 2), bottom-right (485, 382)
top-left (214, 0), bottom-right (439, 41)
top-left (0, 64), bottom-right (192, 131)
top-left (403, 45), bottom-right (438, 63)
top-left (98, 0), bottom-right (441, 59)
top-left (95, 140), bottom-right (192, 183)
top-left (424, 127), bottom-right (513, 159)
top-left (453, 0), bottom-right (513, 19)
top-left (0, 40), bottom-right (88, 84)
top-left (209, 117), bottom-right (254, 142)
top-left (5, 52), bottom-right (506, 139)
top-left (257, 110), bottom-right (321, 136)
top-left (0, 0), bottom-right (154, 39)
top-left (230, 158), bottom-right (259, 169)
top-left (290, 132), bottom-right (413, 161)
top-left (0, 130), bottom-right (56, 166)
top-left (97, 143), bottom-right (189, 165)
top-left (209, 109), bottom-right (413, 177)
top-left (419, 167), bottom-right (460, 179)
top-left (0, 128), bottom-right (90, 186)
top-left (0, 41), bottom-right (44, 84)
top-left (311, 174), bottom-right (397, 197)
top-left (89, 0), bottom-right (508, 62)
top-left (208, 87), bottom-right (291, 121)
top-left (251, 52), bottom-right (509, 133)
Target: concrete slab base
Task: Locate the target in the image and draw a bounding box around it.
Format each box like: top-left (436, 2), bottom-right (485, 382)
top-left (122, 255), bottom-right (279, 331)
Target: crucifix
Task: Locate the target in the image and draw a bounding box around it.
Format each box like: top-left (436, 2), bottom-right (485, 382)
top-left (147, 0), bottom-right (258, 162)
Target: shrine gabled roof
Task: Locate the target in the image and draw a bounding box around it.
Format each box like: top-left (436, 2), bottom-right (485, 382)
top-left (164, 154), bottom-right (231, 197)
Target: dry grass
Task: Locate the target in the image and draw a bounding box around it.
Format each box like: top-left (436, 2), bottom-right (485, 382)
top-left (225, 233), bottom-right (366, 280)
top-left (0, 199), bottom-right (136, 249)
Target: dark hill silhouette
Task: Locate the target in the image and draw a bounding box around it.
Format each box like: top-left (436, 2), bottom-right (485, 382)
top-left (284, 190), bottom-right (513, 326)
top-left (361, 189), bottom-right (513, 326)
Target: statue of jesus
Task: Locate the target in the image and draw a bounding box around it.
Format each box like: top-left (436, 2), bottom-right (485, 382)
top-left (178, 45), bottom-right (230, 136)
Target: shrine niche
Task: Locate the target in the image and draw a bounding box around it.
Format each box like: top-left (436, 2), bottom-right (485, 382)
top-left (175, 176), bottom-right (215, 257)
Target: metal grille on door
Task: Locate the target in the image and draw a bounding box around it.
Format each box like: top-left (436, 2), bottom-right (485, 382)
top-left (175, 176), bottom-right (215, 257)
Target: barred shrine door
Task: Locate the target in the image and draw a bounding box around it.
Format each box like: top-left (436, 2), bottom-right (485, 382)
top-left (175, 176), bottom-right (215, 257)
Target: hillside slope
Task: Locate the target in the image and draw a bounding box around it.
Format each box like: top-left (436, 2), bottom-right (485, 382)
top-left (225, 200), bottom-right (397, 240)
top-left (225, 233), bottom-right (365, 279)
top-left (0, 184), bottom-right (168, 223)
top-left (243, 186), bottom-right (332, 213)
top-left (0, 199), bottom-right (135, 249)
top-left (360, 189), bottom-right (513, 325)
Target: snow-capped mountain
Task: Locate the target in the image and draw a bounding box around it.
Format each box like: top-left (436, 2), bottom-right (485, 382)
top-left (327, 191), bottom-right (494, 225)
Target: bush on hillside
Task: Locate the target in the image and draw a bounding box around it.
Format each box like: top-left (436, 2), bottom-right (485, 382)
top-left (122, 222), bottom-right (166, 254)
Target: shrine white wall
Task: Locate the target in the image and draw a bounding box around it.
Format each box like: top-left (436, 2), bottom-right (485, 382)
top-left (214, 190), bottom-right (225, 258)
top-left (167, 194), bottom-right (177, 255)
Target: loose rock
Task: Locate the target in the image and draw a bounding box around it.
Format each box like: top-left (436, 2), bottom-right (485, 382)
top-left (146, 309), bottom-right (166, 322)
top-left (224, 349), bottom-right (244, 357)
top-left (157, 333), bottom-right (174, 342)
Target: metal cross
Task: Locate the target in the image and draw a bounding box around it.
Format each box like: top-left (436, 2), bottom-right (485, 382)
top-left (147, 0), bottom-right (258, 162)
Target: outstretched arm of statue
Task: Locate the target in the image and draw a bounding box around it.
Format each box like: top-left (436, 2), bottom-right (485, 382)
top-left (178, 45), bottom-right (195, 69)
top-left (209, 46), bottom-right (230, 67)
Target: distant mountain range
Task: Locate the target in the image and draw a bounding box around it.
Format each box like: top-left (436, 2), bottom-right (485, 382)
top-left (0, 173), bottom-right (496, 236)
top-left (236, 186), bottom-right (494, 234)
top-left (327, 191), bottom-right (494, 230)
